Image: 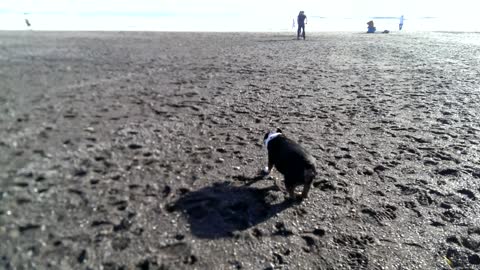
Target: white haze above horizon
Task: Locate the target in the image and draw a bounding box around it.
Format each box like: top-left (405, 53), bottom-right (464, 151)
top-left (1, 0), bottom-right (479, 32)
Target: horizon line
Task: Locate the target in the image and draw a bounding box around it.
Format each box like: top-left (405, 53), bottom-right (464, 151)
top-left (1, 10), bottom-right (442, 20)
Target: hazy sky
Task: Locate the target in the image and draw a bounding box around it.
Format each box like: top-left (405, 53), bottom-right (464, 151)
top-left (1, 0), bottom-right (479, 31)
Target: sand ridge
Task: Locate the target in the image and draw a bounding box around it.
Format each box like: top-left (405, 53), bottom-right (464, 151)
top-left (1, 31), bottom-right (480, 269)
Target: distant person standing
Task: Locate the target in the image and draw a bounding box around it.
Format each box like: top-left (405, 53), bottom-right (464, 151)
top-left (297, 11), bottom-right (307, 40)
top-left (399, 15), bottom-right (404, 30)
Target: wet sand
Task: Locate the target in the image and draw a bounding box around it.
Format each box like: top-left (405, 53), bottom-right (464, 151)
top-left (1, 31), bottom-right (480, 269)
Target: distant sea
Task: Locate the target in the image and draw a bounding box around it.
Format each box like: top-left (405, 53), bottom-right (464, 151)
top-left (2, 12), bottom-right (479, 32)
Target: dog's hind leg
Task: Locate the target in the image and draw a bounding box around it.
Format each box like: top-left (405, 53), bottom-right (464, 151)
top-left (301, 169), bottom-right (316, 199)
top-left (284, 177), bottom-right (297, 200)
top-left (286, 185), bottom-right (296, 200)
top-left (301, 182), bottom-right (312, 200)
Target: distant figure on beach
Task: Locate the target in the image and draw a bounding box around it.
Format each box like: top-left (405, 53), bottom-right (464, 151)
top-left (366, 21), bottom-right (389, 34)
top-left (399, 15), bottom-right (404, 30)
top-left (297, 11), bottom-right (307, 40)
top-left (367, 20), bottom-right (376, 33)
top-left (24, 13), bottom-right (31, 28)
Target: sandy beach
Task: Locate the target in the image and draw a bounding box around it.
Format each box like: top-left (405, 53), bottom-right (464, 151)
top-left (1, 31), bottom-right (480, 269)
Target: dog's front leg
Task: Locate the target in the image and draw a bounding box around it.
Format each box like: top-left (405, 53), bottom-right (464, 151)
top-left (262, 159), bottom-right (273, 175)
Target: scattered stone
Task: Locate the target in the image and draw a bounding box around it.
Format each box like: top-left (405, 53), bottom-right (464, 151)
top-left (437, 168), bottom-right (459, 176)
top-left (128, 143), bottom-right (143, 150)
top-left (430, 221), bottom-right (445, 227)
top-left (18, 224), bottom-right (41, 233)
top-left (73, 168), bottom-right (88, 177)
top-left (77, 249), bottom-right (87, 263)
top-left (312, 228), bottom-right (326, 237)
top-left (84, 127), bottom-right (95, 133)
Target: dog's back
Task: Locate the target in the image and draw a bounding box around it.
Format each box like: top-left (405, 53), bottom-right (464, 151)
top-left (263, 130), bottom-right (317, 200)
top-left (267, 135), bottom-right (316, 181)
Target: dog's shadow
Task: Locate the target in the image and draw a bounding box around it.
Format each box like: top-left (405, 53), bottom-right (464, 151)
top-left (172, 175), bottom-right (294, 239)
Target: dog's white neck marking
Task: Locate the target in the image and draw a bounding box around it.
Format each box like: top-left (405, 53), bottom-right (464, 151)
top-left (264, 132), bottom-right (281, 148)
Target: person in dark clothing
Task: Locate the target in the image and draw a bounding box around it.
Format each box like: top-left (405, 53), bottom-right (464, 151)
top-left (297, 11), bottom-right (307, 40)
top-left (367, 20), bottom-right (376, 33)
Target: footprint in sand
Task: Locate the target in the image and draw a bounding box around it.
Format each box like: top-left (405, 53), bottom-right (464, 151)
top-left (347, 251), bottom-right (370, 270)
top-left (360, 204), bottom-right (397, 226)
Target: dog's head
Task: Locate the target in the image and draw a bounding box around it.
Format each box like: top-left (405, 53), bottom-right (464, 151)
top-left (263, 128), bottom-right (282, 148)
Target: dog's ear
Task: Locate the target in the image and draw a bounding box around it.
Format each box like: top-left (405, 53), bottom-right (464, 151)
top-left (276, 128), bottom-right (282, 133)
